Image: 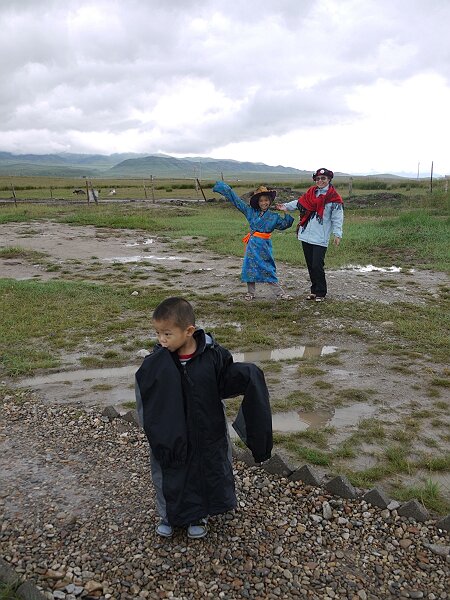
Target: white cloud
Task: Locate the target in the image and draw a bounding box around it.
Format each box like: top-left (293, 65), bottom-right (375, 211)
top-left (0, 0), bottom-right (449, 174)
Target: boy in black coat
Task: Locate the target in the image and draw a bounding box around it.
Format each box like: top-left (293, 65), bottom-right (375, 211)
top-left (135, 297), bottom-right (272, 539)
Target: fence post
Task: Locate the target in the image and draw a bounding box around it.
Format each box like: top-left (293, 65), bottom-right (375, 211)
top-left (11, 182), bottom-right (17, 206)
top-left (348, 177), bottom-right (353, 198)
top-left (143, 180), bottom-right (148, 200)
top-left (150, 175), bottom-right (155, 203)
top-left (196, 178), bottom-right (207, 202)
top-left (86, 180), bottom-right (90, 204)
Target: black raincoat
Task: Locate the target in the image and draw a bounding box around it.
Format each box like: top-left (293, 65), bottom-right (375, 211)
top-left (135, 329), bottom-right (272, 527)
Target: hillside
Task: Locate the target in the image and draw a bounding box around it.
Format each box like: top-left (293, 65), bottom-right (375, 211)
top-left (109, 155), bottom-right (311, 178)
top-left (0, 151), bottom-right (314, 179)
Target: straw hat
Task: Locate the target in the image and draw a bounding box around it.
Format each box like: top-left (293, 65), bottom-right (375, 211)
top-left (249, 185), bottom-right (277, 209)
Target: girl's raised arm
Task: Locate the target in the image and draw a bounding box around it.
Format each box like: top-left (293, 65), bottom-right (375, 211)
top-left (213, 181), bottom-right (251, 217)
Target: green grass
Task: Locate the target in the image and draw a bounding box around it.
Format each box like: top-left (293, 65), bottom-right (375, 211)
top-left (392, 479), bottom-right (450, 514)
top-left (1, 191), bottom-right (449, 270)
top-left (0, 279), bottom-right (168, 376)
top-left (271, 390), bottom-right (316, 412)
top-left (0, 582), bottom-right (21, 600)
top-left (417, 453), bottom-right (450, 471)
top-left (0, 245), bottom-right (47, 261)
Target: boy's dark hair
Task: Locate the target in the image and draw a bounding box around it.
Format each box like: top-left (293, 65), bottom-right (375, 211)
top-left (152, 297), bottom-right (196, 329)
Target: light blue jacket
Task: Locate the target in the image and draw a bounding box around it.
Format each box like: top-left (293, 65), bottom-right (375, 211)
top-left (283, 194), bottom-right (344, 248)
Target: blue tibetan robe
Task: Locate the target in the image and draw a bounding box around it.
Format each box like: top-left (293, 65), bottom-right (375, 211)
top-left (217, 184), bottom-right (294, 283)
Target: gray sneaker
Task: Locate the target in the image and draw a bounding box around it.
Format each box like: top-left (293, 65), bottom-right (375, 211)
top-left (187, 518), bottom-right (208, 539)
top-left (155, 520), bottom-right (173, 538)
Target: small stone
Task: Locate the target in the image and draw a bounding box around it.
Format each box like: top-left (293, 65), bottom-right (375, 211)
top-left (136, 349), bottom-right (150, 358)
top-left (131, 290), bottom-right (139, 296)
top-left (84, 580), bottom-right (103, 593)
top-left (322, 501), bottom-right (333, 520)
top-left (423, 543), bottom-right (450, 557)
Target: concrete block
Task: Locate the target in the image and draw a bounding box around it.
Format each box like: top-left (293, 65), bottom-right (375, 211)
top-left (397, 499), bottom-right (429, 522)
top-left (363, 487), bottom-right (391, 509)
top-left (0, 557), bottom-right (21, 585)
top-left (261, 453), bottom-right (292, 477)
top-left (436, 514), bottom-right (450, 532)
top-left (232, 446), bottom-right (255, 467)
top-left (121, 409), bottom-right (140, 427)
top-left (17, 581), bottom-right (47, 600)
top-left (324, 475), bottom-right (358, 499)
top-left (101, 405), bottom-right (120, 421)
top-left (288, 464), bottom-right (323, 487)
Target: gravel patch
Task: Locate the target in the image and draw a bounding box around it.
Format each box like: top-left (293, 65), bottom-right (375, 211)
top-left (1, 390), bottom-right (449, 600)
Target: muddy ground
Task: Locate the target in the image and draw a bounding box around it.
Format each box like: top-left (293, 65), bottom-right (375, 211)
top-left (1, 213), bottom-right (449, 505)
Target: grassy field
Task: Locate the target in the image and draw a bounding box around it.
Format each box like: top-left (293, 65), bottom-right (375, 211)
top-left (1, 177), bottom-right (449, 512)
top-left (0, 174), bottom-right (444, 202)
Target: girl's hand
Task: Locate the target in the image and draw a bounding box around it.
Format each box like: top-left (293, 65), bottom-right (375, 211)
top-left (275, 203), bottom-right (286, 211)
top-left (213, 181), bottom-right (231, 195)
top-left (333, 236), bottom-right (341, 246)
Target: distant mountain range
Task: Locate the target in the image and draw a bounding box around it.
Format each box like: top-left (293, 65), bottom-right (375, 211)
top-left (0, 151), bottom-right (317, 179)
top-left (0, 151), bottom-right (438, 179)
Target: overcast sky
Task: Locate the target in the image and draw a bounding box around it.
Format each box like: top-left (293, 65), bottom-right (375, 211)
top-left (1, 0), bottom-right (449, 175)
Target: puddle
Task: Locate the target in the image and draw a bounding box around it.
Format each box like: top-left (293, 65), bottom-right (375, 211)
top-left (341, 264), bottom-right (401, 273)
top-left (229, 403), bottom-right (376, 437)
top-left (20, 365), bottom-right (138, 386)
top-left (20, 345), bottom-right (337, 388)
top-left (103, 254), bottom-right (187, 263)
top-left (20, 346), bottom-right (337, 387)
top-left (125, 239), bottom-right (155, 247)
top-left (232, 345), bottom-right (337, 362)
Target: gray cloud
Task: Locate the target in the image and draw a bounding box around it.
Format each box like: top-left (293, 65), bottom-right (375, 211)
top-left (0, 0), bottom-right (449, 170)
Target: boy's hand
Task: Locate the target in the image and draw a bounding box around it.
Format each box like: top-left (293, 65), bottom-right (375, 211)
top-left (213, 181), bottom-right (231, 195)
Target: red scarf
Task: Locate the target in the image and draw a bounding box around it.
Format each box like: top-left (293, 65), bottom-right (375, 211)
top-left (297, 185), bottom-right (343, 230)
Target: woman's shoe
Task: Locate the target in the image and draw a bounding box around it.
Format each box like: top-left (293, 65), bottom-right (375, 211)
top-left (306, 293), bottom-right (316, 300)
top-left (315, 296), bottom-right (325, 302)
top-left (277, 293), bottom-right (293, 300)
top-left (244, 292), bottom-right (255, 301)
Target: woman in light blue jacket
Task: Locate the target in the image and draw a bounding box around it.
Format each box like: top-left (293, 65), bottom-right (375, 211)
top-left (276, 168), bottom-right (343, 301)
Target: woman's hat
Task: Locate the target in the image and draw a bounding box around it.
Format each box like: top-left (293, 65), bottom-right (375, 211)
top-left (249, 185), bottom-right (277, 209)
top-left (312, 168), bottom-right (334, 181)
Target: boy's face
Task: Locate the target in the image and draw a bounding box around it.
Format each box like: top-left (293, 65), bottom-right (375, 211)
top-left (153, 318), bottom-right (196, 354)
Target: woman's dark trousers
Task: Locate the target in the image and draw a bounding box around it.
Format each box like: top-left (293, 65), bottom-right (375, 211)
top-left (302, 242), bottom-right (328, 298)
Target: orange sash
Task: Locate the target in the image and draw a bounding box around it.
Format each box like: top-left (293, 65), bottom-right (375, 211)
top-left (242, 231), bottom-right (272, 244)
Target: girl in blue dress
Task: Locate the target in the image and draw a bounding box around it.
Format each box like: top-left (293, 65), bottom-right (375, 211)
top-left (213, 181), bottom-right (294, 300)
